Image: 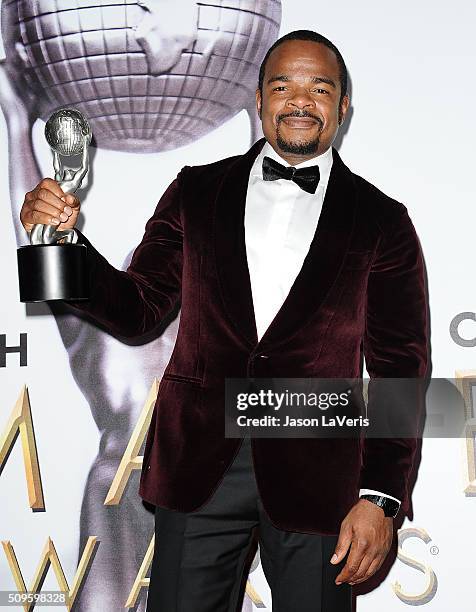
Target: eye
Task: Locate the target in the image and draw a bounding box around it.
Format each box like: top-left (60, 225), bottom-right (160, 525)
top-left (272, 86), bottom-right (287, 91)
top-left (312, 88), bottom-right (329, 94)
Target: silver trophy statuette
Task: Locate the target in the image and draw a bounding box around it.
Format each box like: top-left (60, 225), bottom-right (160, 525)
top-left (30, 108), bottom-right (92, 245)
top-left (16, 108), bottom-right (92, 302)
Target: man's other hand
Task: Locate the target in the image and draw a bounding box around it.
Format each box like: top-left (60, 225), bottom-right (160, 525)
top-left (330, 498), bottom-right (394, 585)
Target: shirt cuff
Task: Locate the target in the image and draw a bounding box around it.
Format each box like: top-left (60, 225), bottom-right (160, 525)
top-left (359, 488), bottom-right (401, 505)
top-left (70, 229), bottom-right (78, 243)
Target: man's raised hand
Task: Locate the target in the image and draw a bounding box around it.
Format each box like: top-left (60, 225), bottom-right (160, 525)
top-left (20, 178), bottom-right (80, 233)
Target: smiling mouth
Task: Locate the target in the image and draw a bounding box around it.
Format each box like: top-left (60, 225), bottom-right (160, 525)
top-left (280, 117), bottom-right (321, 129)
top-left (277, 113), bottom-right (323, 131)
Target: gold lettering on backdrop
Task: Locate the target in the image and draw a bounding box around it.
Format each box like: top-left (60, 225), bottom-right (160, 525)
top-left (0, 386), bottom-right (44, 510)
top-left (1, 536), bottom-right (98, 611)
top-left (455, 370), bottom-right (476, 494)
top-left (104, 378), bottom-right (159, 505)
top-left (393, 527), bottom-right (437, 604)
top-left (125, 534), bottom-right (154, 607)
top-left (245, 581), bottom-right (265, 607)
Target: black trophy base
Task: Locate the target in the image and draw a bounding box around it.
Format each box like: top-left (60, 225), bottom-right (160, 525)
top-left (17, 243), bottom-right (89, 302)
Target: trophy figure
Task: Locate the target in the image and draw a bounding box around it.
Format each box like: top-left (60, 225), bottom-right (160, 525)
top-left (16, 108), bottom-right (92, 302)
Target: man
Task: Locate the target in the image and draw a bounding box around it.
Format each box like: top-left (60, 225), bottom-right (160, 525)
top-left (19, 30), bottom-right (428, 611)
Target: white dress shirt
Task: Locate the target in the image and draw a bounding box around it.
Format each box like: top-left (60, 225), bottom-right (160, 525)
top-left (244, 141), bottom-right (401, 508)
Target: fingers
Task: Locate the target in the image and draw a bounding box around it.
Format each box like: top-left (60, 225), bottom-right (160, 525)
top-left (36, 177), bottom-right (66, 199)
top-left (29, 199), bottom-right (68, 225)
top-left (63, 193), bottom-right (80, 209)
top-left (21, 179), bottom-right (80, 231)
top-left (34, 185), bottom-right (68, 213)
top-left (330, 523), bottom-right (352, 568)
top-left (335, 537), bottom-right (369, 585)
top-left (349, 554), bottom-right (384, 585)
top-left (345, 546), bottom-right (374, 585)
top-left (334, 525), bottom-right (392, 585)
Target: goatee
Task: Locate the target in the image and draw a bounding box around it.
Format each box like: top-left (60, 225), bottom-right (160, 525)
top-left (275, 110), bottom-right (322, 155)
top-left (276, 133), bottom-right (320, 155)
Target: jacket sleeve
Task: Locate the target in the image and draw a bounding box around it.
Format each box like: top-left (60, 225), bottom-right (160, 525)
top-left (63, 167), bottom-right (185, 339)
top-left (360, 205), bottom-right (429, 511)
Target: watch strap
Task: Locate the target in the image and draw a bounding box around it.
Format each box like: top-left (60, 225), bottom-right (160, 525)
top-left (360, 494), bottom-right (400, 518)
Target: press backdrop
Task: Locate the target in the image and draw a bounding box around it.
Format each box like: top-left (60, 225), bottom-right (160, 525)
top-left (1, 1), bottom-right (475, 610)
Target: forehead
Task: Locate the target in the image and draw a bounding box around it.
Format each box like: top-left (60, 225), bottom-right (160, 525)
top-left (264, 39), bottom-right (340, 80)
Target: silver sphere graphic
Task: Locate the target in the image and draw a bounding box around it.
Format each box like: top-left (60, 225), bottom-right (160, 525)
top-left (45, 108), bottom-right (92, 156)
top-left (1, 0), bottom-right (282, 153)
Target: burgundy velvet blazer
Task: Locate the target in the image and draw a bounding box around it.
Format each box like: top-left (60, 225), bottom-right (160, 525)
top-left (69, 137), bottom-right (428, 535)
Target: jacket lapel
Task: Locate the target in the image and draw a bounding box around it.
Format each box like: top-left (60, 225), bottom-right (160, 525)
top-left (212, 138), bottom-right (265, 346)
top-left (213, 138), bottom-right (358, 349)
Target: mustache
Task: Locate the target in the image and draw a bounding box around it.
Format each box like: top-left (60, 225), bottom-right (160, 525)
top-left (277, 110), bottom-right (323, 128)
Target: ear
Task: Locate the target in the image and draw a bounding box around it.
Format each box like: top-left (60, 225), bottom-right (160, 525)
top-left (255, 88), bottom-right (262, 119)
top-left (338, 93), bottom-right (350, 126)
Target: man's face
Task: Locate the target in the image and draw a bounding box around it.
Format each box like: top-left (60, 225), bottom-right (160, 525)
top-left (256, 39), bottom-right (350, 162)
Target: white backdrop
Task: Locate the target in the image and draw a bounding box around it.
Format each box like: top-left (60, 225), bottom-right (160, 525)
top-left (1, 1), bottom-right (475, 610)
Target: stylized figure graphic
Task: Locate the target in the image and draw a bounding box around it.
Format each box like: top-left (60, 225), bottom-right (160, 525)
top-left (135, 0), bottom-right (200, 74)
top-left (1, 0), bottom-right (281, 609)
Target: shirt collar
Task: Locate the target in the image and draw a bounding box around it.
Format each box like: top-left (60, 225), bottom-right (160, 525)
top-left (251, 139), bottom-right (334, 187)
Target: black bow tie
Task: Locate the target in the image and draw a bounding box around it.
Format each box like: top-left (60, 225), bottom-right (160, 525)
top-left (262, 155), bottom-right (320, 194)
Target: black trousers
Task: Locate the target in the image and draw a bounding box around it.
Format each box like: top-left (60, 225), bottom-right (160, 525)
top-left (146, 437), bottom-right (352, 611)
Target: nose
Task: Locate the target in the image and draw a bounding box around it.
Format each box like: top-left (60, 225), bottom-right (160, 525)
top-left (286, 87), bottom-right (315, 110)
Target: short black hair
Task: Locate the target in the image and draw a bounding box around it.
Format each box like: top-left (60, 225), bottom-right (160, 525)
top-left (258, 30), bottom-right (348, 105)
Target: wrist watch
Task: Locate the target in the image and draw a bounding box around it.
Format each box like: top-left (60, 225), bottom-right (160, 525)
top-left (360, 494), bottom-right (400, 518)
